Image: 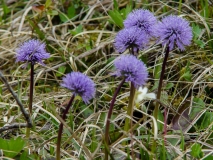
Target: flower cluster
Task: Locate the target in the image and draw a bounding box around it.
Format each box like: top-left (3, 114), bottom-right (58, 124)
top-left (114, 10), bottom-right (192, 53)
top-left (16, 39), bottom-right (50, 65)
top-left (114, 54), bottom-right (148, 88)
top-left (124, 9), bottom-right (157, 37)
top-left (61, 72), bottom-right (96, 104)
top-left (114, 27), bottom-right (148, 53)
top-left (155, 15), bottom-right (192, 51)
top-left (114, 9), bottom-right (157, 54)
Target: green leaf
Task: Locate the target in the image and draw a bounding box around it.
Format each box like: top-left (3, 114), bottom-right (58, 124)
top-left (165, 82), bottom-right (174, 90)
top-left (182, 61), bottom-right (192, 81)
top-left (192, 24), bottom-right (202, 39)
top-left (0, 137), bottom-right (25, 158)
top-left (113, 0), bottom-right (119, 10)
top-left (151, 81), bottom-right (158, 91)
top-left (200, 112), bottom-right (213, 129)
top-left (69, 25), bottom-right (83, 36)
top-left (19, 150), bottom-right (28, 159)
top-left (68, 6), bottom-right (76, 19)
top-left (56, 66), bottom-right (66, 77)
top-left (203, 155), bottom-right (213, 160)
top-left (182, 70), bottom-right (192, 81)
top-left (192, 24), bottom-right (205, 48)
top-left (190, 97), bottom-right (205, 119)
top-left (80, 105), bottom-right (93, 118)
top-left (191, 143), bottom-right (203, 158)
top-left (120, 5), bottom-right (132, 19)
top-left (180, 132), bottom-right (184, 151)
top-left (139, 148), bottom-right (149, 160)
top-left (45, 0), bottom-right (52, 8)
top-left (59, 13), bottom-right (69, 23)
top-left (194, 39), bottom-right (205, 48)
top-left (2, 0), bottom-right (10, 16)
top-left (47, 10), bottom-right (58, 16)
top-left (157, 110), bottom-right (164, 131)
top-left (154, 59), bottom-right (162, 79)
top-left (108, 10), bottom-right (124, 28)
top-left (91, 128), bottom-right (98, 152)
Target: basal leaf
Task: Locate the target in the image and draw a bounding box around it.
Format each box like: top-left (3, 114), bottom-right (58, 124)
top-left (0, 137), bottom-right (25, 158)
top-left (108, 10), bottom-right (124, 28)
top-left (191, 143), bottom-right (203, 158)
top-left (68, 6), bottom-right (76, 19)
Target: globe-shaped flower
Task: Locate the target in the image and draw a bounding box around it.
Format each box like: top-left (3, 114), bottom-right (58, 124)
top-left (16, 39), bottom-right (50, 65)
top-left (124, 9), bottom-right (157, 37)
top-left (114, 54), bottom-right (148, 88)
top-left (114, 27), bottom-right (148, 53)
top-left (61, 72), bottom-right (95, 104)
top-left (155, 15), bottom-right (192, 51)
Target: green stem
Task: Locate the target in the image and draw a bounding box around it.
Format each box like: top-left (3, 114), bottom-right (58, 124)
top-left (178, 0), bottom-right (182, 15)
top-left (26, 63), bottom-right (34, 138)
top-left (105, 78), bottom-right (125, 160)
top-left (152, 46), bottom-right (170, 154)
top-left (56, 94), bottom-right (75, 160)
top-left (124, 82), bottom-right (136, 133)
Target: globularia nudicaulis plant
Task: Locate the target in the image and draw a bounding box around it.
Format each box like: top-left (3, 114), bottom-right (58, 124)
top-left (153, 15), bottom-right (192, 150)
top-left (15, 39), bottom-right (50, 137)
top-left (56, 71), bottom-right (95, 160)
top-left (104, 54), bottom-right (148, 159)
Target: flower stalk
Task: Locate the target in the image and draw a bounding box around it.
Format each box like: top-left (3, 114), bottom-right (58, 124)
top-left (105, 78), bottom-right (125, 160)
top-left (57, 72), bottom-right (95, 160)
top-left (124, 82), bottom-right (136, 132)
top-left (26, 63), bottom-right (35, 138)
top-left (152, 45), bottom-right (170, 154)
top-left (29, 63), bottom-right (34, 115)
top-left (56, 94), bottom-right (75, 160)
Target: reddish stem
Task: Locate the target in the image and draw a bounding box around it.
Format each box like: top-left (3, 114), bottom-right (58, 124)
top-left (105, 78), bottom-right (125, 160)
top-left (56, 94), bottom-right (75, 160)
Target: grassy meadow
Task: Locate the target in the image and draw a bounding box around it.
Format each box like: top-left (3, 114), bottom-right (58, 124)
top-left (0, 0), bottom-right (213, 159)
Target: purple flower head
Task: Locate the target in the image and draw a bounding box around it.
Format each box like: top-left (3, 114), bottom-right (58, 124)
top-left (61, 72), bottom-right (95, 104)
top-left (124, 9), bottom-right (157, 37)
top-left (114, 54), bottom-right (148, 88)
top-left (16, 39), bottom-right (50, 65)
top-left (114, 27), bottom-right (149, 53)
top-left (155, 15), bottom-right (192, 51)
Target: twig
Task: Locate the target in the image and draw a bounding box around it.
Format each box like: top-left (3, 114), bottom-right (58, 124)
top-left (0, 123), bottom-right (29, 132)
top-left (0, 71), bottom-right (32, 133)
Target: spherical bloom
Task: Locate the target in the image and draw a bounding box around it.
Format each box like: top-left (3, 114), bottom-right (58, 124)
top-left (155, 15), bottom-right (192, 51)
top-left (114, 54), bottom-right (148, 88)
top-left (114, 27), bottom-right (149, 53)
top-left (16, 39), bottom-right (50, 65)
top-left (124, 9), bottom-right (157, 37)
top-left (61, 72), bottom-right (95, 104)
